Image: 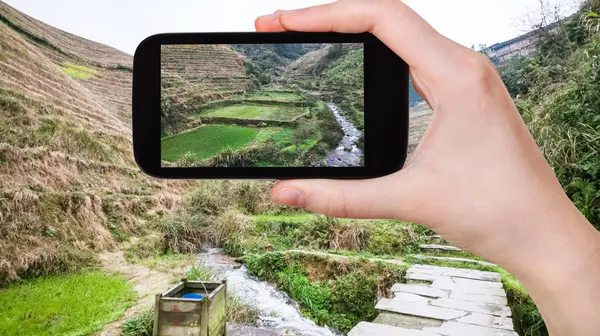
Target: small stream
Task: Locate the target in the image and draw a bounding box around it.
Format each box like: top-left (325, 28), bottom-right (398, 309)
top-left (317, 103), bottom-right (363, 167)
top-left (196, 248), bottom-right (340, 336)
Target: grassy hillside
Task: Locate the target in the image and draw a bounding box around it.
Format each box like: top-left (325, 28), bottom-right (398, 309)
top-left (500, 0), bottom-right (600, 230)
top-left (0, 2), bottom-right (188, 285)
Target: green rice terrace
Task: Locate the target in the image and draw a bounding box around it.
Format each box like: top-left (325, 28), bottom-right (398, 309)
top-left (160, 43), bottom-right (366, 167)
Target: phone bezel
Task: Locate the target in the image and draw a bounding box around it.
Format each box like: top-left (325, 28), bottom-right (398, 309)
top-left (132, 32), bottom-right (409, 179)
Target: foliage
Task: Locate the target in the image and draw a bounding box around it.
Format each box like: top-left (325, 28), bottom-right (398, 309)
top-left (324, 49), bottom-right (364, 89)
top-left (245, 252), bottom-right (406, 333)
top-left (122, 310), bottom-right (154, 336)
top-left (500, 1), bottom-right (600, 230)
top-left (0, 272), bottom-right (135, 336)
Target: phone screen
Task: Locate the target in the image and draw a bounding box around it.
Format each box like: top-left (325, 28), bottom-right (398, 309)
top-left (160, 43), bottom-right (364, 168)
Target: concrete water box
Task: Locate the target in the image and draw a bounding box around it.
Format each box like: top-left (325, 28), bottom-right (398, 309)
top-left (154, 279), bottom-right (227, 336)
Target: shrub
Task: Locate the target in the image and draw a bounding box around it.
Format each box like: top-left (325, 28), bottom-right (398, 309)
top-left (122, 310), bottom-right (154, 336)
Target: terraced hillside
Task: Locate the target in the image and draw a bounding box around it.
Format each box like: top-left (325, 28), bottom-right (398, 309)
top-left (161, 45), bottom-right (255, 134)
top-left (161, 43), bottom-right (364, 168)
top-left (0, 2), bottom-right (187, 285)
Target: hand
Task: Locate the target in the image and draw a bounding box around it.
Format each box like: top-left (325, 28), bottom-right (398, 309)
top-left (256, 1), bottom-right (600, 335)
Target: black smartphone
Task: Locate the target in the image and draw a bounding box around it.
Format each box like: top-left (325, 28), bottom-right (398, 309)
top-left (132, 32), bottom-right (409, 179)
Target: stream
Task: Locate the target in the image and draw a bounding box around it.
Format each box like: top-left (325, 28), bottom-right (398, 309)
top-left (196, 248), bottom-right (340, 336)
top-left (317, 103), bottom-right (363, 167)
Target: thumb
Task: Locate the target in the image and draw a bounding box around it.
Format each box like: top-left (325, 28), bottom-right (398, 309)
top-left (270, 169), bottom-right (422, 220)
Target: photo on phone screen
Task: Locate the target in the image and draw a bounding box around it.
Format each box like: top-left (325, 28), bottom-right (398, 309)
top-left (160, 43), bottom-right (364, 168)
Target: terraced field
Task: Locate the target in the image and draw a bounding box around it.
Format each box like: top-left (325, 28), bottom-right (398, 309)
top-left (199, 104), bottom-right (308, 121)
top-left (161, 125), bottom-right (259, 162)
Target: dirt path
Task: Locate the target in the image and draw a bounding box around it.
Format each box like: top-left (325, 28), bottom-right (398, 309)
top-left (97, 251), bottom-right (187, 336)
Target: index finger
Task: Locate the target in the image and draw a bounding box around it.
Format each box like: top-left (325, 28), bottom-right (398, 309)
top-left (255, 0), bottom-right (468, 78)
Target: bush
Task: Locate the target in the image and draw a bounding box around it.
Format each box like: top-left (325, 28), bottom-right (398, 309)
top-left (122, 310), bottom-right (154, 336)
top-left (124, 233), bottom-right (166, 261)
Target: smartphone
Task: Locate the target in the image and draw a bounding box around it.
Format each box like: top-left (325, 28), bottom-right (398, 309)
top-left (132, 32), bottom-right (409, 179)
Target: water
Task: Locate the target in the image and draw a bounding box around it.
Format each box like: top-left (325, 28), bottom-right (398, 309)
top-left (318, 103), bottom-right (363, 167)
top-left (196, 248), bottom-right (340, 336)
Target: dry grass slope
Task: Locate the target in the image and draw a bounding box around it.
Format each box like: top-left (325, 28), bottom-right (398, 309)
top-left (0, 2), bottom-right (191, 285)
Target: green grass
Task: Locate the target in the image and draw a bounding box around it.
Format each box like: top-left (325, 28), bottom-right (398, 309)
top-left (252, 214), bottom-right (315, 223)
top-left (161, 125), bottom-right (258, 162)
top-left (244, 91), bottom-right (303, 102)
top-left (0, 272), bottom-right (136, 336)
top-left (60, 63), bottom-right (99, 80)
top-left (199, 104), bottom-right (308, 121)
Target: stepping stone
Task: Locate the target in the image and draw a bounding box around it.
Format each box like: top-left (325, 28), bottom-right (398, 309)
top-left (452, 277), bottom-right (504, 289)
top-left (393, 292), bottom-right (431, 302)
top-left (431, 278), bottom-right (507, 297)
top-left (413, 255), bottom-right (497, 267)
top-left (457, 313), bottom-right (514, 330)
top-left (419, 244), bottom-right (462, 251)
top-left (450, 292), bottom-right (508, 306)
top-left (409, 265), bottom-right (501, 282)
top-left (430, 298), bottom-right (512, 317)
top-left (376, 298), bottom-right (468, 320)
top-left (405, 272), bottom-right (437, 282)
top-left (392, 283), bottom-right (449, 298)
top-left (373, 312), bottom-right (444, 330)
top-left (349, 322), bottom-right (442, 336)
top-left (424, 321), bottom-right (519, 336)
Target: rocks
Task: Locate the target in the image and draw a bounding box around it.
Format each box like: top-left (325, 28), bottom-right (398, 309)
top-left (351, 264), bottom-right (517, 336)
top-left (376, 299), bottom-right (468, 320)
top-left (392, 283), bottom-right (449, 299)
top-left (424, 322), bottom-right (519, 336)
top-left (430, 298), bottom-right (512, 317)
top-left (457, 313), bottom-right (514, 330)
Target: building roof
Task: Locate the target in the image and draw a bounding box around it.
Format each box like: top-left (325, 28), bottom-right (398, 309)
top-left (488, 21), bottom-right (561, 51)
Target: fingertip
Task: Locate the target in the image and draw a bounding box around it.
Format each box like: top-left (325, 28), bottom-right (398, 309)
top-left (271, 185), bottom-right (306, 208)
top-left (255, 12), bottom-right (287, 32)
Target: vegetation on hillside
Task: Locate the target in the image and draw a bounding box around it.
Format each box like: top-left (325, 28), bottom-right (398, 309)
top-left (500, 0), bottom-right (600, 230)
top-left (245, 252), bottom-right (407, 333)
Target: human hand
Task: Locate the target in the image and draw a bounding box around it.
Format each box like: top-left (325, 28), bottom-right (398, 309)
top-left (256, 1), bottom-right (600, 334)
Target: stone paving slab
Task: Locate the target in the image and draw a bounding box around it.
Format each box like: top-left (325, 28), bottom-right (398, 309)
top-left (453, 277), bottom-right (504, 288)
top-left (420, 244), bottom-right (462, 251)
top-left (394, 292), bottom-right (431, 302)
top-left (349, 264), bottom-right (517, 336)
top-left (424, 321), bottom-right (519, 336)
top-left (392, 283), bottom-right (449, 298)
top-left (449, 292), bottom-right (508, 305)
top-left (409, 265), bottom-right (501, 282)
top-left (376, 299), bottom-right (468, 320)
top-left (414, 255), bottom-right (497, 267)
top-left (457, 313), bottom-right (515, 330)
top-left (349, 322), bottom-right (442, 336)
top-left (430, 298), bottom-right (512, 317)
top-left (431, 278), bottom-right (507, 297)
top-left (406, 272), bottom-right (438, 282)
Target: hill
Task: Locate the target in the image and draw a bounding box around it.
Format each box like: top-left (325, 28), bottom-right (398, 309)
top-left (0, 2), bottom-right (187, 285)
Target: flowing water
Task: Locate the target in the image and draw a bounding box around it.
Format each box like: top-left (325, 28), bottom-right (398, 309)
top-left (319, 103), bottom-right (363, 167)
top-left (196, 248), bottom-right (340, 336)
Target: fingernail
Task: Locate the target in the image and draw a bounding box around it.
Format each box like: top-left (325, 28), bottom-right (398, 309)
top-left (257, 10), bottom-right (283, 21)
top-left (273, 188), bottom-right (305, 208)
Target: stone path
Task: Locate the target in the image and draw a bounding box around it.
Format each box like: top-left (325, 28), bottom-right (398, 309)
top-left (349, 243), bottom-right (518, 336)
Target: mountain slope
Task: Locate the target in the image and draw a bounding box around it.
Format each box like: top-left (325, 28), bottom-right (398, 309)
top-left (0, 2), bottom-right (187, 285)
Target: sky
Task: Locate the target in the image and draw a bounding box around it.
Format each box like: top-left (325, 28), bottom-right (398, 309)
top-left (4, 0), bottom-right (581, 55)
